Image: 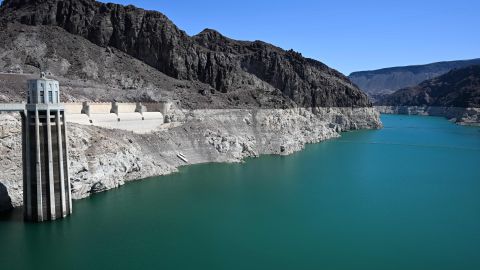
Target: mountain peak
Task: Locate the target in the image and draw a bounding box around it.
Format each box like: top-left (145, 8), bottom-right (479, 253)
top-left (194, 28), bottom-right (230, 43)
top-left (197, 28), bottom-right (222, 36)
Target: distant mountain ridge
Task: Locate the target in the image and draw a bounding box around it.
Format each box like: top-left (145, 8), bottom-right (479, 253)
top-left (349, 58), bottom-right (480, 96)
top-left (377, 65), bottom-right (480, 108)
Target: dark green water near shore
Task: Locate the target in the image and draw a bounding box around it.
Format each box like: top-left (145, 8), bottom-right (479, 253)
top-left (1, 114), bottom-right (480, 270)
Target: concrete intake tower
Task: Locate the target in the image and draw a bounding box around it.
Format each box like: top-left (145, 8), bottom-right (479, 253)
top-left (22, 73), bottom-right (72, 222)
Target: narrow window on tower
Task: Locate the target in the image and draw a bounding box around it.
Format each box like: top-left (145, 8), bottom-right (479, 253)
top-left (49, 91), bottom-right (53, 103)
top-left (41, 83), bottom-right (45, 102)
top-left (32, 88), bottom-right (37, 103)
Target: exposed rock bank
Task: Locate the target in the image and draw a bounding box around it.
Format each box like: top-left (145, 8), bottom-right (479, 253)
top-left (376, 106), bottom-right (480, 126)
top-left (0, 108), bottom-right (381, 211)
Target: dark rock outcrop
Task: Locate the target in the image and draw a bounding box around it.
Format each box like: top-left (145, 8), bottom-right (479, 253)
top-left (0, 0), bottom-right (370, 108)
top-left (377, 65), bottom-right (480, 108)
top-left (349, 58), bottom-right (480, 97)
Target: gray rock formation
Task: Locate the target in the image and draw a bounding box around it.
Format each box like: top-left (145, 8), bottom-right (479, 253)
top-left (0, 113), bottom-right (21, 211)
top-left (377, 65), bottom-right (480, 108)
top-left (0, 107), bottom-right (381, 210)
top-left (349, 58), bottom-right (480, 97)
top-left (0, 24), bottom-right (216, 107)
top-left (0, 0), bottom-right (370, 108)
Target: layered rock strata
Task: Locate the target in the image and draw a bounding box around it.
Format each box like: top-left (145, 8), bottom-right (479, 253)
top-left (0, 107), bottom-right (381, 211)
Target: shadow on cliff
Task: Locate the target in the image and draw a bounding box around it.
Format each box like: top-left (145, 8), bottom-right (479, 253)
top-left (0, 183), bottom-right (13, 217)
top-left (0, 182), bottom-right (23, 222)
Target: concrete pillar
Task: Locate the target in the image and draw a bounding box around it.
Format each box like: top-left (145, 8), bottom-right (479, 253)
top-left (34, 109), bottom-right (43, 222)
top-left (111, 102), bottom-right (119, 115)
top-left (56, 110), bottom-right (67, 217)
top-left (62, 112), bottom-right (72, 214)
top-left (81, 102), bottom-right (90, 117)
top-left (135, 102), bottom-right (146, 114)
top-left (46, 109), bottom-right (56, 219)
top-left (23, 112), bottom-right (32, 218)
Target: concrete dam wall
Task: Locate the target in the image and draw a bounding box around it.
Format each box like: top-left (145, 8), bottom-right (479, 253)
top-left (64, 101), bottom-right (171, 133)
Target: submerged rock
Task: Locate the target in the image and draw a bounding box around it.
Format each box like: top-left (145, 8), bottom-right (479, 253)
top-left (90, 182), bottom-right (107, 194)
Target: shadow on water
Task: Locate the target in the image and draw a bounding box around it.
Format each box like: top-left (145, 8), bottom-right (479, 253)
top-left (0, 183), bottom-right (24, 222)
top-left (0, 207), bottom-right (23, 222)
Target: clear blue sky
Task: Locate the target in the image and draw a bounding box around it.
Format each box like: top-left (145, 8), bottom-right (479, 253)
top-left (101, 0), bottom-right (479, 75)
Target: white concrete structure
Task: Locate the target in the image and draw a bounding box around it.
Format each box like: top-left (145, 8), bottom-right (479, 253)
top-left (0, 103), bottom-right (25, 112)
top-left (66, 101), bottom-right (168, 133)
top-left (22, 73), bottom-right (72, 222)
top-left (0, 76), bottom-right (173, 221)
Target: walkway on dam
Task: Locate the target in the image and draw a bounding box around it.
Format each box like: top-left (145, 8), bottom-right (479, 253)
top-left (0, 103), bottom-right (25, 112)
top-left (67, 113), bottom-right (174, 134)
top-left (0, 103), bottom-right (173, 134)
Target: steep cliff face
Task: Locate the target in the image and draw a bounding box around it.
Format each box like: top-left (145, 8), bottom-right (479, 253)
top-left (0, 23), bottom-right (287, 109)
top-left (349, 58), bottom-right (480, 97)
top-left (0, 0), bottom-right (370, 108)
top-left (377, 65), bottom-right (480, 108)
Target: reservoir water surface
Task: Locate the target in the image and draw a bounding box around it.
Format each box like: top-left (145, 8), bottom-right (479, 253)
top-left (1, 114), bottom-right (480, 270)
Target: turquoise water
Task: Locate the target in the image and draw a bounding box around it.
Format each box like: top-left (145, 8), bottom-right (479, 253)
top-left (1, 114), bottom-right (480, 270)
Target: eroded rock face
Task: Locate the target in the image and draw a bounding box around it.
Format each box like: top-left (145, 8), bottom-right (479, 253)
top-left (0, 108), bottom-right (381, 211)
top-left (0, 113), bottom-right (22, 210)
top-left (0, 0), bottom-right (371, 108)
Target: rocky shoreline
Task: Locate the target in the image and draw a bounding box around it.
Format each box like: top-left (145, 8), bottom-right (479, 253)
top-left (375, 106), bottom-right (480, 126)
top-left (0, 107), bottom-right (381, 212)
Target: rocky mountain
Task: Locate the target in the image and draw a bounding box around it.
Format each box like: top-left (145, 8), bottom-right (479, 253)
top-left (0, 0), bottom-right (370, 108)
top-left (0, 0), bottom-right (384, 212)
top-left (349, 58), bottom-right (480, 97)
top-left (377, 65), bottom-right (480, 108)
